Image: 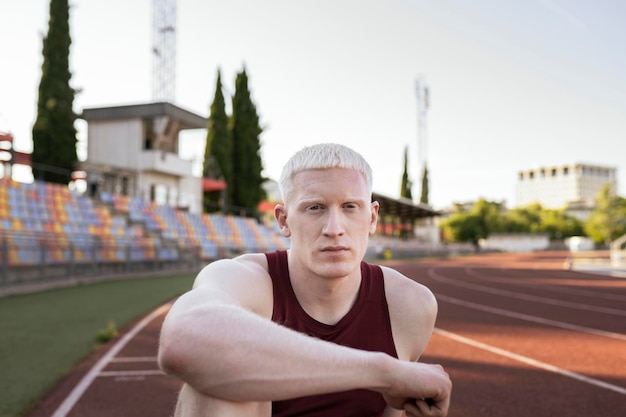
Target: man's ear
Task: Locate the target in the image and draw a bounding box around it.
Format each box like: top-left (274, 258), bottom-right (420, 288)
top-left (369, 201), bottom-right (379, 235)
top-left (274, 204), bottom-right (291, 237)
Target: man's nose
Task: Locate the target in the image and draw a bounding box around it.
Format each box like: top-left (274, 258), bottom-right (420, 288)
top-left (323, 208), bottom-right (345, 236)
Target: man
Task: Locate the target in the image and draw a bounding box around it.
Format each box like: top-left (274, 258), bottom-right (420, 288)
top-left (158, 143), bottom-right (451, 416)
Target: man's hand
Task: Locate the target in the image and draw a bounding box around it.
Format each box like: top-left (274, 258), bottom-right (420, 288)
top-left (381, 362), bottom-right (451, 417)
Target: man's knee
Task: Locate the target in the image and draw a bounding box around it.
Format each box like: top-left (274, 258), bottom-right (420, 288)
top-left (174, 384), bottom-right (270, 417)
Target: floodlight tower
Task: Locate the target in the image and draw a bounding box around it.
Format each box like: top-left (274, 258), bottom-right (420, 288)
top-left (415, 75), bottom-right (430, 205)
top-left (152, 0), bottom-right (177, 103)
top-left (415, 75), bottom-right (429, 175)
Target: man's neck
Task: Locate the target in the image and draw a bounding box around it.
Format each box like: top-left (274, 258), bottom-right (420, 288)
top-left (289, 267), bottom-right (362, 326)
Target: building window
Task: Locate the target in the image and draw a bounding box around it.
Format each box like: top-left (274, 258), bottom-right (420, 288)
top-left (121, 176), bottom-right (129, 195)
top-left (529, 171), bottom-right (535, 179)
top-left (143, 119), bottom-right (155, 150)
top-left (150, 183), bottom-right (168, 205)
top-left (563, 167), bottom-right (569, 176)
top-left (551, 168), bottom-right (557, 177)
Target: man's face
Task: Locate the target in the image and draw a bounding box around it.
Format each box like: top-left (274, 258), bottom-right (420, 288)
top-left (276, 168), bottom-right (379, 280)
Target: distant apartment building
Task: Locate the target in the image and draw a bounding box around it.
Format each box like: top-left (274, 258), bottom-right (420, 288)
top-left (516, 163), bottom-right (617, 217)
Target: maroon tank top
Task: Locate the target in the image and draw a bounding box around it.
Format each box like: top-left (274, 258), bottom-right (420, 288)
top-left (265, 250), bottom-right (398, 417)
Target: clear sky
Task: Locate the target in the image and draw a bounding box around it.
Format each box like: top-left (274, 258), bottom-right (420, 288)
top-left (1, 0), bottom-right (625, 209)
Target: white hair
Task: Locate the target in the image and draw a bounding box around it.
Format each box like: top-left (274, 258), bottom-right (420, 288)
top-left (279, 143), bottom-right (373, 202)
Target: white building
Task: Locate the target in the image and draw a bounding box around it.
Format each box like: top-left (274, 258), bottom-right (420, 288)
top-left (479, 233), bottom-right (550, 252)
top-left (516, 163), bottom-right (617, 216)
top-left (81, 102), bottom-right (207, 213)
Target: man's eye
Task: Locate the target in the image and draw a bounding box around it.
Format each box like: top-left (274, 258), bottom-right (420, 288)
top-left (308, 205), bottom-right (321, 211)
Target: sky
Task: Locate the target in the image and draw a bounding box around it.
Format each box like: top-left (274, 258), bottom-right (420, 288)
top-left (1, 0), bottom-right (626, 209)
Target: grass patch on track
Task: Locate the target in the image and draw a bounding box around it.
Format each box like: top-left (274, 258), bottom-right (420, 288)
top-left (0, 273), bottom-right (195, 417)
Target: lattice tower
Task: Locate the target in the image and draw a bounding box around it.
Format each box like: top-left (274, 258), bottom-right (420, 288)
top-left (415, 76), bottom-right (429, 172)
top-left (152, 0), bottom-right (176, 102)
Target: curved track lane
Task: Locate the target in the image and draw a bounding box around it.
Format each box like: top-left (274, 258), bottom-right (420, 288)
top-left (401, 252), bottom-right (626, 417)
top-left (25, 252), bottom-right (626, 417)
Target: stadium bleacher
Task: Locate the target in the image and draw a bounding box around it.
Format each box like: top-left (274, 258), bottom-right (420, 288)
top-left (0, 179), bottom-right (166, 267)
top-left (103, 192), bottom-right (290, 259)
top-left (0, 178), bottom-right (289, 273)
top-left (3, 176), bottom-right (450, 288)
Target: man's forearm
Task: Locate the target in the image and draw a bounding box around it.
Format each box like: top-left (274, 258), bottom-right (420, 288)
top-left (159, 301), bottom-right (394, 402)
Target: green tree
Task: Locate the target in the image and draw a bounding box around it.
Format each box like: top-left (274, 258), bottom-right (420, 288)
top-left (506, 203), bottom-right (541, 232)
top-left (439, 199), bottom-right (506, 248)
top-left (473, 199), bottom-right (506, 234)
top-left (442, 199), bottom-right (586, 247)
top-left (539, 208), bottom-right (584, 240)
top-left (506, 203), bottom-right (583, 239)
top-left (444, 213), bottom-right (483, 247)
top-left (584, 184), bottom-right (626, 245)
top-left (400, 146), bottom-right (412, 200)
top-left (32, 0), bottom-right (78, 184)
top-left (229, 68), bottom-right (265, 216)
top-left (203, 69), bottom-right (231, 212)
top-left (419, 165), bottom-right (429, 205)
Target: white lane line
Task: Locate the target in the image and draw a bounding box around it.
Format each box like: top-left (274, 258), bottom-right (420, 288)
top-left (99, 370), bottom-right (164, 377)
top-left (110, 356), bottom-right (158, 363)
top-left (434, 328), bottom-right (626, 396)
top-left (436, 293), bottom-right (626, 341)
top-left (429, 268), bottom-right (626, 316)
top-left (468, 269), bottom-right (626, 302)
top-left (51, 304), bottom-right (170, 417)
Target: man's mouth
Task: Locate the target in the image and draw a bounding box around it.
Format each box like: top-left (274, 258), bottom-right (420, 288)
top-left (321, 246), bottom-right (349, 252)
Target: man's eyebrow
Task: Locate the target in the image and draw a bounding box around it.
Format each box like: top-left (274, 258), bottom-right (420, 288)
top-left (298, 196), bottom-right (366, 202)
top-left (343, 197), bottom-right (368, 202)
top-left (294, 198), bottom-right (324, 207)
top-left (296, 197), bottom-right (323, 203)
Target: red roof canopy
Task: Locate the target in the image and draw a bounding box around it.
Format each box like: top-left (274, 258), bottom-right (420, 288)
top-left (202, 177), bottom-right (227, 192)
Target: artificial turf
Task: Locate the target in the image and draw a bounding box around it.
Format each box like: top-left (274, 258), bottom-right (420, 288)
top-left (0, 273), bottom-right (195, 417)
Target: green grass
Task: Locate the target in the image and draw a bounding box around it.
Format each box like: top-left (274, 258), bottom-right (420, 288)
top-left (0, 274), bottom-right (195, 417)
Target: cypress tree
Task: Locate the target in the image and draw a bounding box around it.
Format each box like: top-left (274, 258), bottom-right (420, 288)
top-left (32, 0), bottom-right (78, 184)
top-left (400, 146), bottom-right (413, 200)
top-left (419, 165), bottom-right (430, 205)
top-left (229, 68), bottom-right (265, 217)
top-left (203, 69), bottom-right (231, 212)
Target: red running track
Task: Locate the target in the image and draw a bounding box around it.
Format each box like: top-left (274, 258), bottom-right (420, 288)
top-left (25, 251), bottom-right (626, 417)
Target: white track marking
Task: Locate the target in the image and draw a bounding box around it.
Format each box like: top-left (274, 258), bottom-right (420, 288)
top-left (99, 370), bottom-right (165, 377)
top-left (51, 304), bottom-right (170, 417)
top-left (434, 328), bottom-right (626, 395)
top-left (465, 267), bottom-right (626, 302)
top-left (436, 293), bottom-right (626, 341)
top-left (110, 356), bottom-right (158, 363)
top-left (429, 268), bottom-right (626, 316)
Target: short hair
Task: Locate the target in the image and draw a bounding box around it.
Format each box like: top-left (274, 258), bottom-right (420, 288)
top-left (279, 143), bottom-right (373, 202)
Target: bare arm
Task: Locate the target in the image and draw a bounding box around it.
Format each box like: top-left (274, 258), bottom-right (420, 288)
top-left (383, 265), bottom-right (439, 362)
top-left (158, 256), bottom-right (450, 413)
top-left (382, 266), bottom-right (451, 416)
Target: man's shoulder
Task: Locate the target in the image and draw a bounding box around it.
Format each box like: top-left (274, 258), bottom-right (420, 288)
top-left (380, 265), bottom-right (436, 306)
top-left (192, 253), bottom-right (274, 317)
top-left (194, 253), bottom-right (268, 286)
top-left (233, 252), bottom-right (271, 270)
top-left (380, 265), bottom-right (438, 360)
top-left (196, 252), bottom-right (269, 283)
